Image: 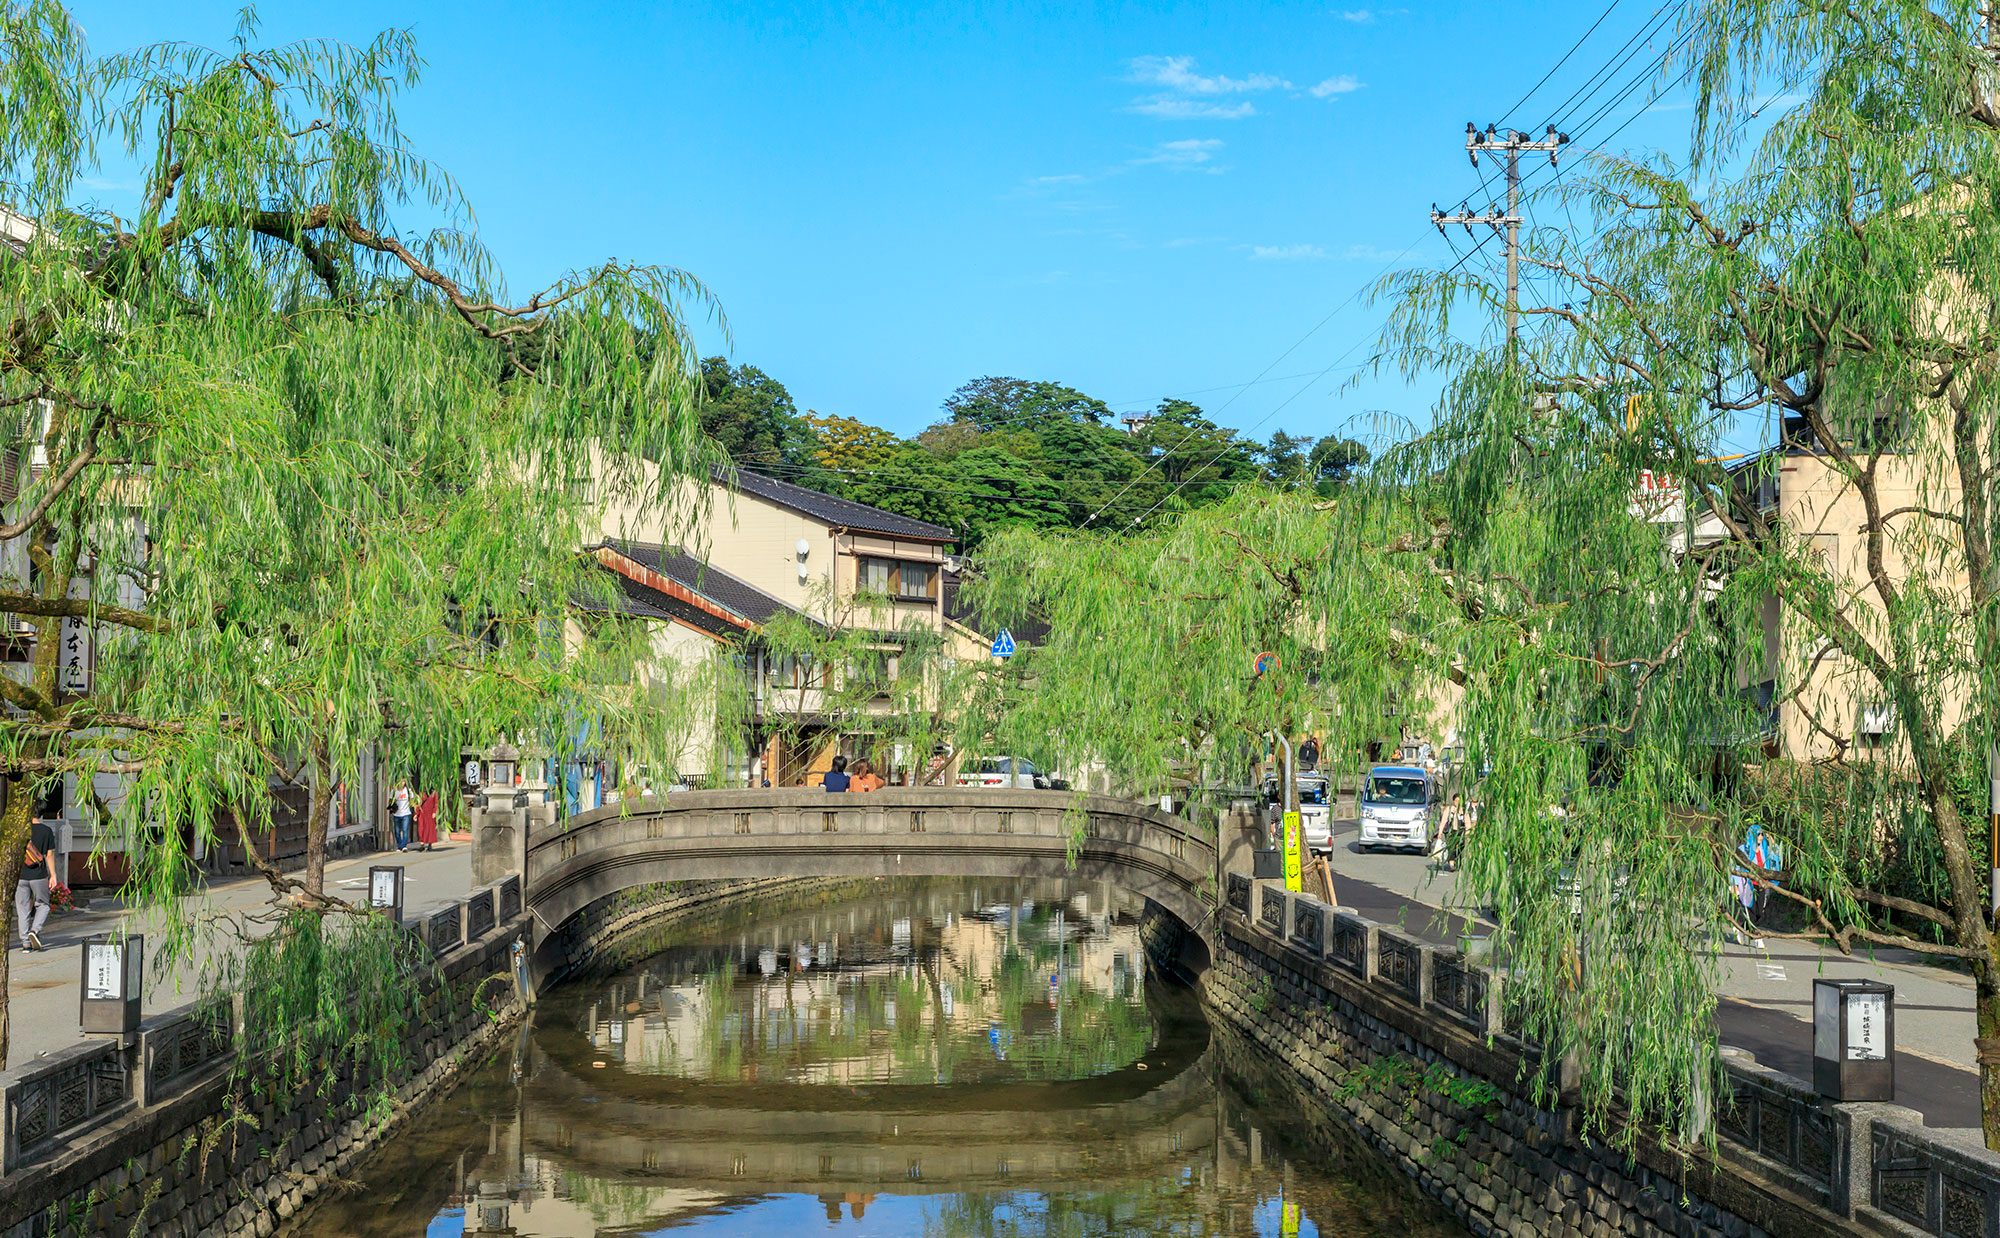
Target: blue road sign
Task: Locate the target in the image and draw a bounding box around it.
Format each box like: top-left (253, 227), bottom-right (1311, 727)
top-left (991, 628), bottom-right (1017, 659)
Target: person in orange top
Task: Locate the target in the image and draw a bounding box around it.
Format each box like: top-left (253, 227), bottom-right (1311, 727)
top-left (849, 758), bottom-right (885, 793)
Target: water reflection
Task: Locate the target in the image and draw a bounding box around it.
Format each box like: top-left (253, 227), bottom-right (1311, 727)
top-left (299, 879), bottom-right (1460, 1237)
top-left (570, 881), bottom-right (1155, 1086)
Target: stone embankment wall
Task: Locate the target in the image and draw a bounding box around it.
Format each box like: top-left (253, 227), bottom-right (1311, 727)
top-left (1180, 878), bottom-right (2000, 1238)
top-left (0, 879), bottom-right (528, 1238)
top-left (1205, 912), bottom-right (1769, 1238)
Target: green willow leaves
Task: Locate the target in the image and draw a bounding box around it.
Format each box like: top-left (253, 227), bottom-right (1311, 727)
top-left (0, 3), bottom-right (718, 1083)
top-left (1371, 0), bottom-right (2000, 1143)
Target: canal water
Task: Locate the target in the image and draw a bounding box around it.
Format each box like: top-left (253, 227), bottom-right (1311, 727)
top-left (301, 879), bottom-right (1460, 1237)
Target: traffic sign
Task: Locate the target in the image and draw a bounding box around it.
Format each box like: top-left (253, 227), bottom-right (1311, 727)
top-left (1282, 811), bottom-right (1302, 893)
top-left (1253, 650), bottom-right (1279, 676)
top-left (991, 629), bottom-right (1017, 659)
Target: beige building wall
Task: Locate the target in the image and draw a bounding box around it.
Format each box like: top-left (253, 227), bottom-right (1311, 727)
top-left (1761, 450), bottom-right (1969, 761)
top-left (585, 450), bottom-right (950, 630)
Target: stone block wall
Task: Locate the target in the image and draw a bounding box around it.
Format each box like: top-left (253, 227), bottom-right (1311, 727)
top-left (1201, 906), bottom-right (1839, 1238)
top-left (0, 918), bottom-right (527, 1238)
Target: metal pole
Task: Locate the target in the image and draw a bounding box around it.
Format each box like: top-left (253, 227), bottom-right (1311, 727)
top-left (1432, 125), bottom-right (1565, 361)
top-left (1504, 139), bottom-right (1521, 352)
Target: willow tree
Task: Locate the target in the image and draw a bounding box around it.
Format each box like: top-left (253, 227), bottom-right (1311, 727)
top-left (0, 4), bottom-right (717, 1075)
top-left (739, 581), bottom-right (971, 786)
top-left (963, 489), bottom-right (1438, 811)
top-left (1371, 0), bottom-right (2000, 1142)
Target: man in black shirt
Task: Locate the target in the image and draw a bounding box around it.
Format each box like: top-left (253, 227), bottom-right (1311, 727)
top-left (16, 816), bottom-right (56, 951)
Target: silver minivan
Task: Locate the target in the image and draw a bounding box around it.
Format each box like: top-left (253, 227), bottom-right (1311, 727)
top-left (1264, 772), bottom-right (1334, 854)
top-left (1356, 765), bottom-right (1437, 854)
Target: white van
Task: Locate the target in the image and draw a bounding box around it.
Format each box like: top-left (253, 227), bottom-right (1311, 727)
top-left (1357, 765), bottom-right (1437, 854)
top-left (1263, 772), bottom-right (1334, 855)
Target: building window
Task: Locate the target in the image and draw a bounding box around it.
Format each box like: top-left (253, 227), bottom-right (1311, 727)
top-left (859, 557), bottom-right (935, 601)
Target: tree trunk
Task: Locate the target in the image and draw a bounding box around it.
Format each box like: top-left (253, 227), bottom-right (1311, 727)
top-left (301, 744), bottom-right (332, 898)
top-left (0, 781), bottom-right (28, 1068)
top-left (1980, 953), bottom-right (2000, 1150)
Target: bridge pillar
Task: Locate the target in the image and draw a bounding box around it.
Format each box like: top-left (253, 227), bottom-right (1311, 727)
top-left (471, 783), bottom-right (529, 887)
top-left (1217, 799), bottom-right (1272, 889)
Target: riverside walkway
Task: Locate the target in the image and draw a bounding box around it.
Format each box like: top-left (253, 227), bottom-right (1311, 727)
top-left (4, 842), bottom-right (474, 1068)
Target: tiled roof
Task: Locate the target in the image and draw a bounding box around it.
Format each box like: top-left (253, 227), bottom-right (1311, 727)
top-left (578, 562), bottom-right (746, 640)
top-left (721, 468), bottom-right (954, 543)
top-left (597, 540), bottom-right (803, 628)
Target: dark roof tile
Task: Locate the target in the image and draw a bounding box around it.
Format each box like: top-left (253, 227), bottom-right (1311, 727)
top-left (597, 540), bottom-right (804, 628)
top-left (721, 468), bottom-right (954, 543)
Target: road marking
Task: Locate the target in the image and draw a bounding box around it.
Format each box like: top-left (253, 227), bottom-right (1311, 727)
top-left (1755, 959), bottom-right (1787, 982)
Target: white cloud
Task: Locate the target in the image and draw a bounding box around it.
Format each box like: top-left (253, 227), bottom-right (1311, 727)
top-left (1026, 173), bottom-right (1090, 185)
top-left (1132, 138), bottom-right (1226, 171)
top-left (1337, 242), bottom-right (1415, 263)
top-left (1251, 243), bottom-right (1330, 261)
top-left (1128, 97), bottom-right (1258, 120)
top-left (1128, 54), bottom-right (1290, 95)
top-left (1309, 74), bottom-right (1363, 99)
top-left (1337, 8), bottom-right (1405, 21)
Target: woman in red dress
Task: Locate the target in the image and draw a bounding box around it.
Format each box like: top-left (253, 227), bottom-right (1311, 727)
top-left (414, 791), bottom-right (440, 852)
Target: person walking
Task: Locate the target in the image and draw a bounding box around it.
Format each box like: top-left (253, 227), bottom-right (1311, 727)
top-left (415, 790), bottom-right (440, 852)
top-left (390, 779), bottom-right (415, 852)
top-left (16, 815), bottom-right (57, 951)
top-left (850, 759), bottom-right (884, 794)
top-left (821, 756), bottom-right (851, 793)
top-left (1438, 794), bottom-right (1467, 872)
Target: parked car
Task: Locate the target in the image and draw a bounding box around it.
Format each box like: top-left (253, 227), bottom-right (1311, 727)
top-left (958, 756), bottom-right (1059, 790)
top-left (1356, 765), bottom-right (1439, 854)
top-left (1262, 772), bottom-right (1334, 855)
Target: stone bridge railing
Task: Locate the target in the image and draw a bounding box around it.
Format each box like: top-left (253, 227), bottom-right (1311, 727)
top-left (515, 788), bottom-right (1218, 951)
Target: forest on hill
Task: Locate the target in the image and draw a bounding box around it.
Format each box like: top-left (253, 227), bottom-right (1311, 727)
top-left (698, 358), bottom-right (1370, 547)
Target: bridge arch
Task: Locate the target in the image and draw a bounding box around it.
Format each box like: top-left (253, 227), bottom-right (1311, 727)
top-left (523, 788), bottom-right (1217, 967)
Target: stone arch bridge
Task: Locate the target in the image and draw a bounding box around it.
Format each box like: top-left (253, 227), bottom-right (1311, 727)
top-left (491, 788), bottom-right (1219, 961)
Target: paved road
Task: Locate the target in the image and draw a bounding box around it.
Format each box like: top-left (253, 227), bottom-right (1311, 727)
top-left (5, 843), bottom-right (472, 1068)
top-left (1318, 819), bottom-right (1982, 1128)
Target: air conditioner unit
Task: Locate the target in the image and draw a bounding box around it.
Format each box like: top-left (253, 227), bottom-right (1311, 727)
top-left (1859, 703), bottom-right (1897, 736)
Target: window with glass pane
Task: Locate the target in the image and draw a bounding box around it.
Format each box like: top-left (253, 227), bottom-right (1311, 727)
top-left (860, 559), bottom-right (892, 592)
top-left (898, 563), bottom-right (932, 599)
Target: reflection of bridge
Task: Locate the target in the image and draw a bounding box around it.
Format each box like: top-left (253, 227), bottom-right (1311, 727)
top-left (519, 789), bottom-right (1217, 957)
top-left (443, 1005), bottom-right (1220, 1238)
top-left (520, 1007), bottom-right (1217, 1195)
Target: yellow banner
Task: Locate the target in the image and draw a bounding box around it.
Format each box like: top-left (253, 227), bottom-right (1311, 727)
top-left (1282, 810), bottom-right (1302, 892)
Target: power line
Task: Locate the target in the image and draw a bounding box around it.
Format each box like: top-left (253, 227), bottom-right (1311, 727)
top-left (1081, 2), bottom-right (1700, 531)
top-left (1076, 237), bottom-right (1425, 527)
top-left (1127, 17), bottom-right (1702, 528)
top-left (1498, 0), bottom-right (1626, 127)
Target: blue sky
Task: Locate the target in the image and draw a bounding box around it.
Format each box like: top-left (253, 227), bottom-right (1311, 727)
top-left (68, 1), bottom-right (1697, 451)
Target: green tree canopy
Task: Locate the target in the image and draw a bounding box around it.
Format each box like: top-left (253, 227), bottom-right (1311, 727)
top-left (0, 3), bottom-right (717, 1077)
top-left (698, 356), bottom-right (826, 482)
top-left (1368, 0), bottom-right (2000, 1144)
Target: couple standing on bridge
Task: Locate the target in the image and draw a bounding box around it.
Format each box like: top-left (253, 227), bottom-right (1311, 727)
top-left (818, 755), bottom-right (885, 794)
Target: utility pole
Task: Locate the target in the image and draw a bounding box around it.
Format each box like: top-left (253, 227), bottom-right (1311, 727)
top-left (1432, 123), bottom-right (1568, 356)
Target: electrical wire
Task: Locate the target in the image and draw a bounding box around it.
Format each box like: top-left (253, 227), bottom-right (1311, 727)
top-left (1125, 18), bottom-right (1704, 527)
top-left (1498, 0), bottom-right (1627, 128)
top-left (1078, 1), bottom-right (1699, 530)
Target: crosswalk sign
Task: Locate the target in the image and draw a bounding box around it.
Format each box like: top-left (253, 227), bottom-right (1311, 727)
top-left (991, 629), bottom-right (1016, 659)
